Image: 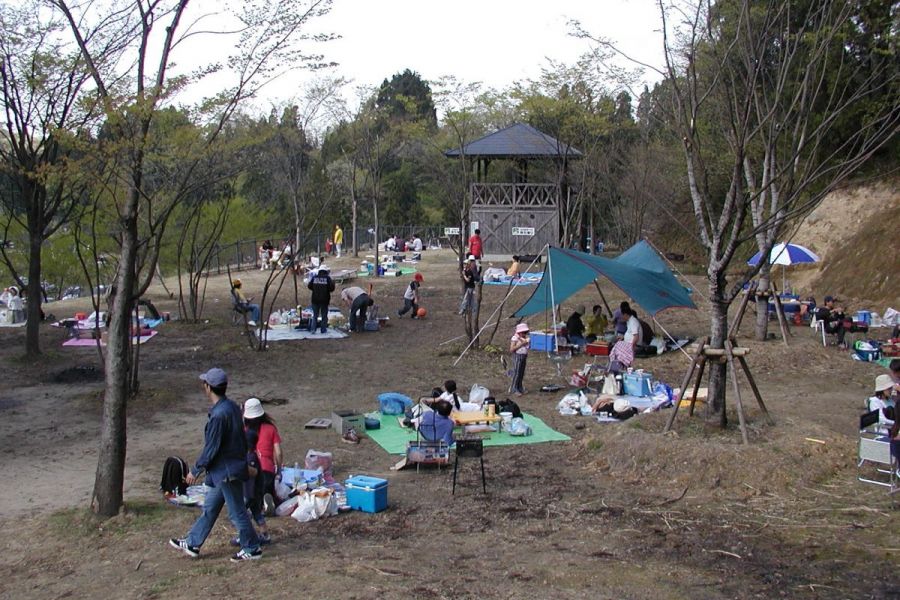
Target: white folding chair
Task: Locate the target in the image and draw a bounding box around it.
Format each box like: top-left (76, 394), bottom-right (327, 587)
top-left (857, 411), bottom-right (898, 505)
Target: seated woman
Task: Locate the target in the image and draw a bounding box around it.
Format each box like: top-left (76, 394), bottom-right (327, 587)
top-left (231, 279), bottom-right (261, 327)
top-left (566, 305), bottom-right (587, 348)
top-left (584, 305), bottom-right (607, 343)
top-left (507, 255), bottom-right (521, 278)
top-left (438, 380), bottom-right (480, 412)
top-left (868, 374), bottom-right (896, 428)
top-left (416, 399), bottom-right (455, 447)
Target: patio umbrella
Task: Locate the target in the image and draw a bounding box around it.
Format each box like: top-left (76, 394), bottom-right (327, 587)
top-left (747, 242), bottom-right (820, 290)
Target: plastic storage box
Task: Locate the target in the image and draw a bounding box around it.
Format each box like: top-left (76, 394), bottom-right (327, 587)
top-left (345, 475), bottom-right (388, 513)
top-left (623, 372), bottom-right (653, 397)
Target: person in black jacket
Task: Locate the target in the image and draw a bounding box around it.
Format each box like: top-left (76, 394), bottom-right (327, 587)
top-left (815, 295), bottom-right (846, 347)
top-left (307, 265), bottom-right (335, 334)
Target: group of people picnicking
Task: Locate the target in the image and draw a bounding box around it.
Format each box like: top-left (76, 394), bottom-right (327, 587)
top-left (384, 233), bottom-right (424, 253)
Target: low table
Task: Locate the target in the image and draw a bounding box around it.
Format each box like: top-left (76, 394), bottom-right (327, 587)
top-left (451, 411), bottom-right (502, 426)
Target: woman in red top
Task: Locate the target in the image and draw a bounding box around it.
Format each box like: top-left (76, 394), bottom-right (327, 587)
top-left (243, 398), bottom-right (283, 505)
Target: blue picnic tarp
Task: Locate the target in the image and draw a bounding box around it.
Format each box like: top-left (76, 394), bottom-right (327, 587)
top-left (513, 241), bottom-right (696, 318)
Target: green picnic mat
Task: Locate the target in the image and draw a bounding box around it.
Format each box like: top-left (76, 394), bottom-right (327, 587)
top-left (876, 357), bottom-right (895, 369)
top-left (356, 267), bottom-right (419, 278)
top-left (366, 412), bottom-right (570, 455)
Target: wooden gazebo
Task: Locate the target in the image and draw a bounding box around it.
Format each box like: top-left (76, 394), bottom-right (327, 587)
top-left (444, 122), bottom-right (581, 257)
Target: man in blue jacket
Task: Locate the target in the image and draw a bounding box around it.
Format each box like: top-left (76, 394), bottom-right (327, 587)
top-left (170, 368), bottom-right (261, 561)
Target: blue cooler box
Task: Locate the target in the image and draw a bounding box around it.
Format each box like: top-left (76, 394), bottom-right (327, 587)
top-left (529, 331), bottom-right (557, 352)
top-left (623, 372), bottom-right (653, 397)
top-left (345, 475), bottom-right (388, 513)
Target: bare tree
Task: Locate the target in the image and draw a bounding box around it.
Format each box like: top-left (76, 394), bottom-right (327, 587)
top-left (576, 0), bottom-right (899, 425)
top-left (0, 1), bottom-right (97, 355)
top-left (51, 0), bottom-right (334, 516)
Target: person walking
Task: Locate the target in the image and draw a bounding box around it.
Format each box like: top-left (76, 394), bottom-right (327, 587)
top-left (398, 273), bottom-right (423, 318)
top-left (307, 264), bottom-right (335, 334)
top-left (170, 368), bottom-right (261, 562)
top-left (468, 228), bottom-right (483, 260)
top-left (334, 224), bottom-right (343, 258)
top-left (341, 285), bottom-right (375, 332)
top-left (509, 323), bottom-right (530, 396)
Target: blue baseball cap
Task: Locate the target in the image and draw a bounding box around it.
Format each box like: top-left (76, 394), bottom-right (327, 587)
top-left (199, 367), bottom-right (228, 387)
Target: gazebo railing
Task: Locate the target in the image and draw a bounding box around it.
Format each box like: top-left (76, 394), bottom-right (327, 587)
top-left (471, 183), bottom-right (561, 208)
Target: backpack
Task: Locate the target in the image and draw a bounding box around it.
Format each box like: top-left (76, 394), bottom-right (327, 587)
top-left (160, 456), bottom-right (188, 496)
top-left (497, 398), bottom-right (523, 419)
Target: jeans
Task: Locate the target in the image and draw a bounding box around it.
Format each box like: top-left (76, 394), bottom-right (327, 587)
top-left (459, 288), bottom-right (476, 315)
top-left (398, 297), bottom-right (418, 317)
top-left (310, 302), bottom-right (329, 333)
top-left (186, 478), bottom-right (260, 552)
top-left (349, 294), bottom-right (370, 332)
top-left (568, 335), bottom-right (587, 348)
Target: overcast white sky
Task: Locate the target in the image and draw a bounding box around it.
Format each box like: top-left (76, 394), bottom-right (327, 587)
top-left (238, 0), bottom-right (665, 110)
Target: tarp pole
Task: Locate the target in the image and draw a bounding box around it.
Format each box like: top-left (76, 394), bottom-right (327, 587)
top-left (547, 246), bottom-right (558, 356)
top-left (652, 315), bottom-right (692, 361)
top-left (593, 280), bottom-right (614, 319)
top-left (452, 247), bottom-right (548, 366)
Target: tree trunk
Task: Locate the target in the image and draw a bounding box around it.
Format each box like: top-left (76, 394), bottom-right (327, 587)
top-left (706, 274), bottom-right (729, 428)
top-left (754, 266), bottom-right (772, 341)
top-left (92, 204), bottom-right (138, 517)
top-left (25, 225), bottom-right (44, 356)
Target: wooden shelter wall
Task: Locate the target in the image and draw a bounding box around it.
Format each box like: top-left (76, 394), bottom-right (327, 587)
top-left (472, 207), bottom-right (559, 257)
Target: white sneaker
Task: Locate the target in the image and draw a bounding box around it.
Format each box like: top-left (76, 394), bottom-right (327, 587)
top-left (247, 320), bottom-right (257, 327)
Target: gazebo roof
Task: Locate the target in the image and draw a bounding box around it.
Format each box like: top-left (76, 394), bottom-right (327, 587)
top-left (444, 122), bottom-right (582, 159)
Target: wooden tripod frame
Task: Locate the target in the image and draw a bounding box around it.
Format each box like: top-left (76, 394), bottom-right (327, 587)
top-left (663, 336), bottom-right (775, 445)
top-left (729, 280), bottom-right (792, 345)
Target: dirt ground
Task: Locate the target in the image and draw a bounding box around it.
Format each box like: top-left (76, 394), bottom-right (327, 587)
top-left (0, 249), bottom-right (897, 600)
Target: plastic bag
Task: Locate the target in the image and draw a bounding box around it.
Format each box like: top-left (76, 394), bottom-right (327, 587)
top-left (469, 384), bottom-right (490, 405)
top-left (304, 450), bottom-right (333, 479)
top-left (601, 375), bottom-right (619, 396)
top-left (274, 479), bottom-right (292, 500)
top-left (557, 392), bottom-right (582, 415)
top-left (378, 392), bottom-right (413, 415)
top-left (507, 417), bottom-right (533, 436)
top-left (290, 487), bottom-right (337, 522)
top-left (275, 495), bottom-right (300, 517)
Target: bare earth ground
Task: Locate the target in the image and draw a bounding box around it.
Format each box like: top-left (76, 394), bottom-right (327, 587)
top-left (0, 249), bottom-right (897, 600)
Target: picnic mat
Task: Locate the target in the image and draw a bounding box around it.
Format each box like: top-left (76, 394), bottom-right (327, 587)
top-left (356, 267), bottom-right (418, 278)
top-left (483, 272), bottom-right (543, 286)
top-left (62, 330), bottom-right (158, 347)
top-left (367, 412), bottom-right (570, 455)
top-left (260, 327), bottom-right (348, 341)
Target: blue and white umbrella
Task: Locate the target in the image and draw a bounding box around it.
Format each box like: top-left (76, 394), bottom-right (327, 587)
top-left (748, 242), bottom-right (820, 290)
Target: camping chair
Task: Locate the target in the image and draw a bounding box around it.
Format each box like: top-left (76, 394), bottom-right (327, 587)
top-left (857, 411), bottom-right (898, 505)
top-left (230, 288), bottom-right (251, 326)
top-left (452, 436), bottom-right (487, 495)
top-left (408, 411), bottom-right (449, 473)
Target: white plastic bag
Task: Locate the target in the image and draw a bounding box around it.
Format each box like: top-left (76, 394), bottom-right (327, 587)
top-left (274, 479), bottom-right (292, 500)
top-left (469, 384), bottom-right (490, 405)
top-left (275, 495), bottom-right (300, 517)
top-left (883, 307), bottom-right (898, 326)
top-left (290, 487), bottom-right (338, 522)
top-left (557, 392), bottom-right (582, 415)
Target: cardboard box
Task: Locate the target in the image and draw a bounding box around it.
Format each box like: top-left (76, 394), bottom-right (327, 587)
top-left (331, 410), bottom-right (365, 437)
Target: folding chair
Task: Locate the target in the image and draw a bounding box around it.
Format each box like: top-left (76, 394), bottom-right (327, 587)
top-left (230, 289), bottom-right (251, 326)
top-left (452, 437), bottom-right (487, 495)
top-left (857, 411), bottom-right (898, 506)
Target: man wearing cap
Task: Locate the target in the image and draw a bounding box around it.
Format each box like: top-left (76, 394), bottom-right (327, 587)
top-left (815, 296), bottom-right (847, 347)
top-left (398, 273), bottom-right (423, 318)
top-left (509, 322), bottom-right (530, 395)
top-left (341, 286), bottom-right (375, 332)
top-left (308, 264), bottom-right (335, 334)
top-left (458, 256), bottom-right (480, 315)
top-left (170, 368), bottom-right (261, 562)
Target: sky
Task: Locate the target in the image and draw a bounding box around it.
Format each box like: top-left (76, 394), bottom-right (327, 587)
top-left (237, 0), bottom-right (665, 112)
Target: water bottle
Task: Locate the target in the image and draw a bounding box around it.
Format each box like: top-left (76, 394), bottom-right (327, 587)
top-left (293, 461), bottom-right (300, 487)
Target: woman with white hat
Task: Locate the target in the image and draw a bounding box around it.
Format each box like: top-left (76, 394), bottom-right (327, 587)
top-left (867, 374), bottom-right (896, 427)
top-left (509, 322), bottom-right (531, 396)
top-left (243, 398), bottom-right (283, 514)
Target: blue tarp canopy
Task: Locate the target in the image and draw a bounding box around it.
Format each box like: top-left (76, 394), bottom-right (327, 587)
top-left (513, 242), bottom-right (697, 318)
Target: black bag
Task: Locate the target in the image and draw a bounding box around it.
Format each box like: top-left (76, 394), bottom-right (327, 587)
top-left (497, 398), bottom-right (523, 419)
top-left (160, 456), bottom-right (188, 496)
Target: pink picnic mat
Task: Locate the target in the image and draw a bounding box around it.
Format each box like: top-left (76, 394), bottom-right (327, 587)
top-left (62, 330), bottom-right (158, 347)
